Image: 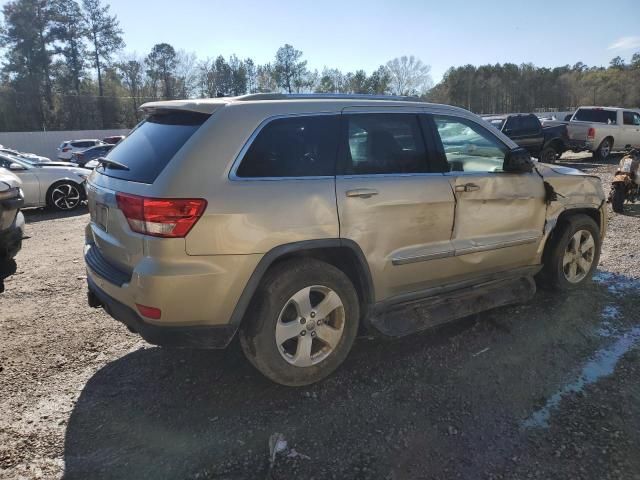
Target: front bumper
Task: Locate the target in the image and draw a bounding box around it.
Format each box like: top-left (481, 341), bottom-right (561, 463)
top-left (88, 275), bottom-right (237, 348)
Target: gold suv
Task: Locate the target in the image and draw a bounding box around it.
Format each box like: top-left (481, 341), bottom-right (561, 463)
top-left (85, 94), bottom-right (606, 385)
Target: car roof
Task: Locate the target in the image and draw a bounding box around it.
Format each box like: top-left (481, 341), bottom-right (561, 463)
top-left (70, 139), bottom-right (101, 143)
top-left (139, 93), bottom-right (470, 117)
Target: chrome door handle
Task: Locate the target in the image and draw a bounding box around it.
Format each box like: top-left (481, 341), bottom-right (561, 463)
top-left (346, 188), bottom-right (379, 198)
top-left (455, 183), bottom-right (480, 192)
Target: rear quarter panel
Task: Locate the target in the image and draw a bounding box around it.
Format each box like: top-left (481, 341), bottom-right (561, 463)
top-left (149, 103), bottom-right (341, 255)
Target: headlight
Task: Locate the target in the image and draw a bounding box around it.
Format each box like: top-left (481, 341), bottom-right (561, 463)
top-left (0, 187), bottom-right (21, 201)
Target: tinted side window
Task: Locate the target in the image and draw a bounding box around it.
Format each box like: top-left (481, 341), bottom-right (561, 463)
top-left (574, 109), bottom-right (617, 124)
top-left (504, 116), bottom-right (520, 132)
top-left (623, 111), bottom-right (636, 125)
top-left (521, 115), bottom-right (540, 132)
top-left (236, 116), bottom-right (339, 178)
top-left (434, 116), bottom-right (508, 173)
top-left (340, 114), bottom-right (428, 175)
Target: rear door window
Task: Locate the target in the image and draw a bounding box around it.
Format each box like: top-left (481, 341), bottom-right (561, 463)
top-left (521, 115), bottom-right (540, 133)
top-left (98, 110), bottom-right (210, 184)
top-left (236, 115), bottom-right (339, 178)
top-left (339, 114), bottom-right (429, 175)
top-left (623, 111), bottom-right (640, 125)
top-left (573, 108), bottom-right (617, 124)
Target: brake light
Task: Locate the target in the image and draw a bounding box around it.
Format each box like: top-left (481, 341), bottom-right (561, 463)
top-left (136, 303), bottom-right (161, 319)
top-left (587, 128), bottom-right (595, 140)
top-left (116, 193), bottom-right (207, 238)
top-left (62, 147), bottom-right (71, 152)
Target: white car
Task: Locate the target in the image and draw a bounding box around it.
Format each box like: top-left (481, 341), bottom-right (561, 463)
top-left (57, 139), bottom-right (105, 160)
top-left (0, 155), bottom-right (91, 211)
top-left (0, 148), bottom-right (50, 163)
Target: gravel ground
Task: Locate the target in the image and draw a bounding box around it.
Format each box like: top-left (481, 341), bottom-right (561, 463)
top-left (1, 153), bottom-right (639, 480)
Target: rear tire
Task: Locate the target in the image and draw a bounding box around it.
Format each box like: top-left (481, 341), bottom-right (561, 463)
top-left (539, 214), bottom-right (601, 291)
top-left (594, 138), bottom-right (612, 161)
top-left (611, 184), bottom-right (625, 213)
top-left (539, 146), bottom-right (557, 164)
top-left (239, 258), bottom-right (359, 386)
top-left (47, 181), bottom-right (83, 211)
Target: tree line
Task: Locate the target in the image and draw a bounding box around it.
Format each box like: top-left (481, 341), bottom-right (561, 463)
top-left (429, 57), bottom-right (640, 115)
top-left (0, 0), bottom-right (638, 132)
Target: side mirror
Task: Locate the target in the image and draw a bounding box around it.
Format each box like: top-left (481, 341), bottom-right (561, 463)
top-left (9, 162), bottom-right (26, 171)
top-left (504, 147), bottom-right (534, 173)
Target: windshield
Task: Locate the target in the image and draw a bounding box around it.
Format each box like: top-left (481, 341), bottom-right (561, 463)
top-left (97, 110), bottom-right (210, 184)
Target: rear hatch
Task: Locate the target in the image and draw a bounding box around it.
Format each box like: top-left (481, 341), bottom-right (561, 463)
top-left (86, 109), bottom-right (211, 275)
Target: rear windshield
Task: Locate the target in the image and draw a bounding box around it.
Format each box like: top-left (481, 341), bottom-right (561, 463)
top-left (573, 108), bottom-right (617, 124)
top-left (98, 110), bottom-right (210, 184)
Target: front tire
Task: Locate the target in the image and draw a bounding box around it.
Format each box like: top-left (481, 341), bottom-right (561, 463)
top-left (611, 184), bottom-right (625, 213)
top-left (539, 214), bottom-right (601, 291)
top-left (539, 146), bottom-right (558, 164)
top-left (239, 258), bottom-right (360, 386)
top-left (47, 181), bottom-right (83, 211)
top-left (594, 138), bottom-right (612, 161)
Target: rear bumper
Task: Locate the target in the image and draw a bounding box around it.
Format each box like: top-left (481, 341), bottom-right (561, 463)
top-left (88, 275), bottom-right (236, 348)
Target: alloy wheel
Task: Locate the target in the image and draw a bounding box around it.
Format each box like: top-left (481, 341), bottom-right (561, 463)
top-left (562, 230), bottom-right (596, 283)
top-left (275, 285), bottom-right (345, 367)
top-left (51, 183), bottom-right (81, 210)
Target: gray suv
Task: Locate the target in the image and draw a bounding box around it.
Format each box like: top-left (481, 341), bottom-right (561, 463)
top-left (85, 94), bottom-right (606, 385)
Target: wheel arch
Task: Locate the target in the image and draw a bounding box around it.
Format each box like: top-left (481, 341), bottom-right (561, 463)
top-left (228, 239), bottom-right (375, 330)
top-left (541, 207), bottom-right (602, 265)
top-left (45, 178), bottom-right (86, 207)
top-left (543, 138), bottom-right (564, 154)
top-left (597, 136), bottom-right (614, 151)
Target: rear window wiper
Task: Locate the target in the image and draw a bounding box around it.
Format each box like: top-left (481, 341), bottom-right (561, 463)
top-left (96, 157), bottom-right (130, 171)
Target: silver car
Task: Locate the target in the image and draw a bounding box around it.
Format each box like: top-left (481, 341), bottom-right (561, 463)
top-left (0, 155), bottom-right (90, 211)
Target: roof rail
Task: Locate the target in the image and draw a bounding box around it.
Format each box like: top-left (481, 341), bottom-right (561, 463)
top-left (235, 93), bottom-right (424, 102)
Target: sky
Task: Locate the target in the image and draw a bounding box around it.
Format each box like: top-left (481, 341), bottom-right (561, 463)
top-left (4, 0), bottom-right (640, 83)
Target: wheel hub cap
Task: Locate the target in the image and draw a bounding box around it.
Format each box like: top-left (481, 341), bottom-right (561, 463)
top-left (52, 184), bottom-right (80, 210)
top-left (562, 230), bottom-right (596, 283)
top-left (275, 285), bottom-right (345, 367)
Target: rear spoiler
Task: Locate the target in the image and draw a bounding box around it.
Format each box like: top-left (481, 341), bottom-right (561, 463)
top-left (139, 99), bottom-right (228, 116)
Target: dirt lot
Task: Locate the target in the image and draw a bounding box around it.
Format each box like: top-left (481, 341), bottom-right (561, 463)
top-left (1, 154), bottom-right (640, 480)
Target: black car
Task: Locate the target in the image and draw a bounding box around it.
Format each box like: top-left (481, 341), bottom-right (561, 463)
top-left (483, 113), bottom-right (569, 163)
top-left (71, 144), bottom-right (114, 168)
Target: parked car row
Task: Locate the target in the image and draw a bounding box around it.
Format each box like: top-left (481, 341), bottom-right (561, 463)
top-left (483, 107), bottom-right (640, 162)
top-left (57, 135), bottom-right (124, 161)
top-left (541, 107), bottom-right (640, 160)
top-left (0, 154), bottom-right (91, 211)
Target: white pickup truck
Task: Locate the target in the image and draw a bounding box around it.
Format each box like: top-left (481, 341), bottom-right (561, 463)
top-left (564, 107), bottom-right (640, 160)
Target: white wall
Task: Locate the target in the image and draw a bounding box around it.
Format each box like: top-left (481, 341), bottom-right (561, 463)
top-left (0, 129), bottom-right (131, 159)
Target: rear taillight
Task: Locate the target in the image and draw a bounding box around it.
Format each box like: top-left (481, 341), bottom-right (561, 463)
top-left (116, 193), bottom-right (207, 238)
top-left (62, 147), bottom-right (71, 152)
top-left (587, 128), bottom-right (595, 140)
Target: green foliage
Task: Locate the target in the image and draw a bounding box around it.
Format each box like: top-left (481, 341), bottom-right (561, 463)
top-left (0, 1), bottom-right (638, 132)
top-left (427, 59), bottom-right (640, 114)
